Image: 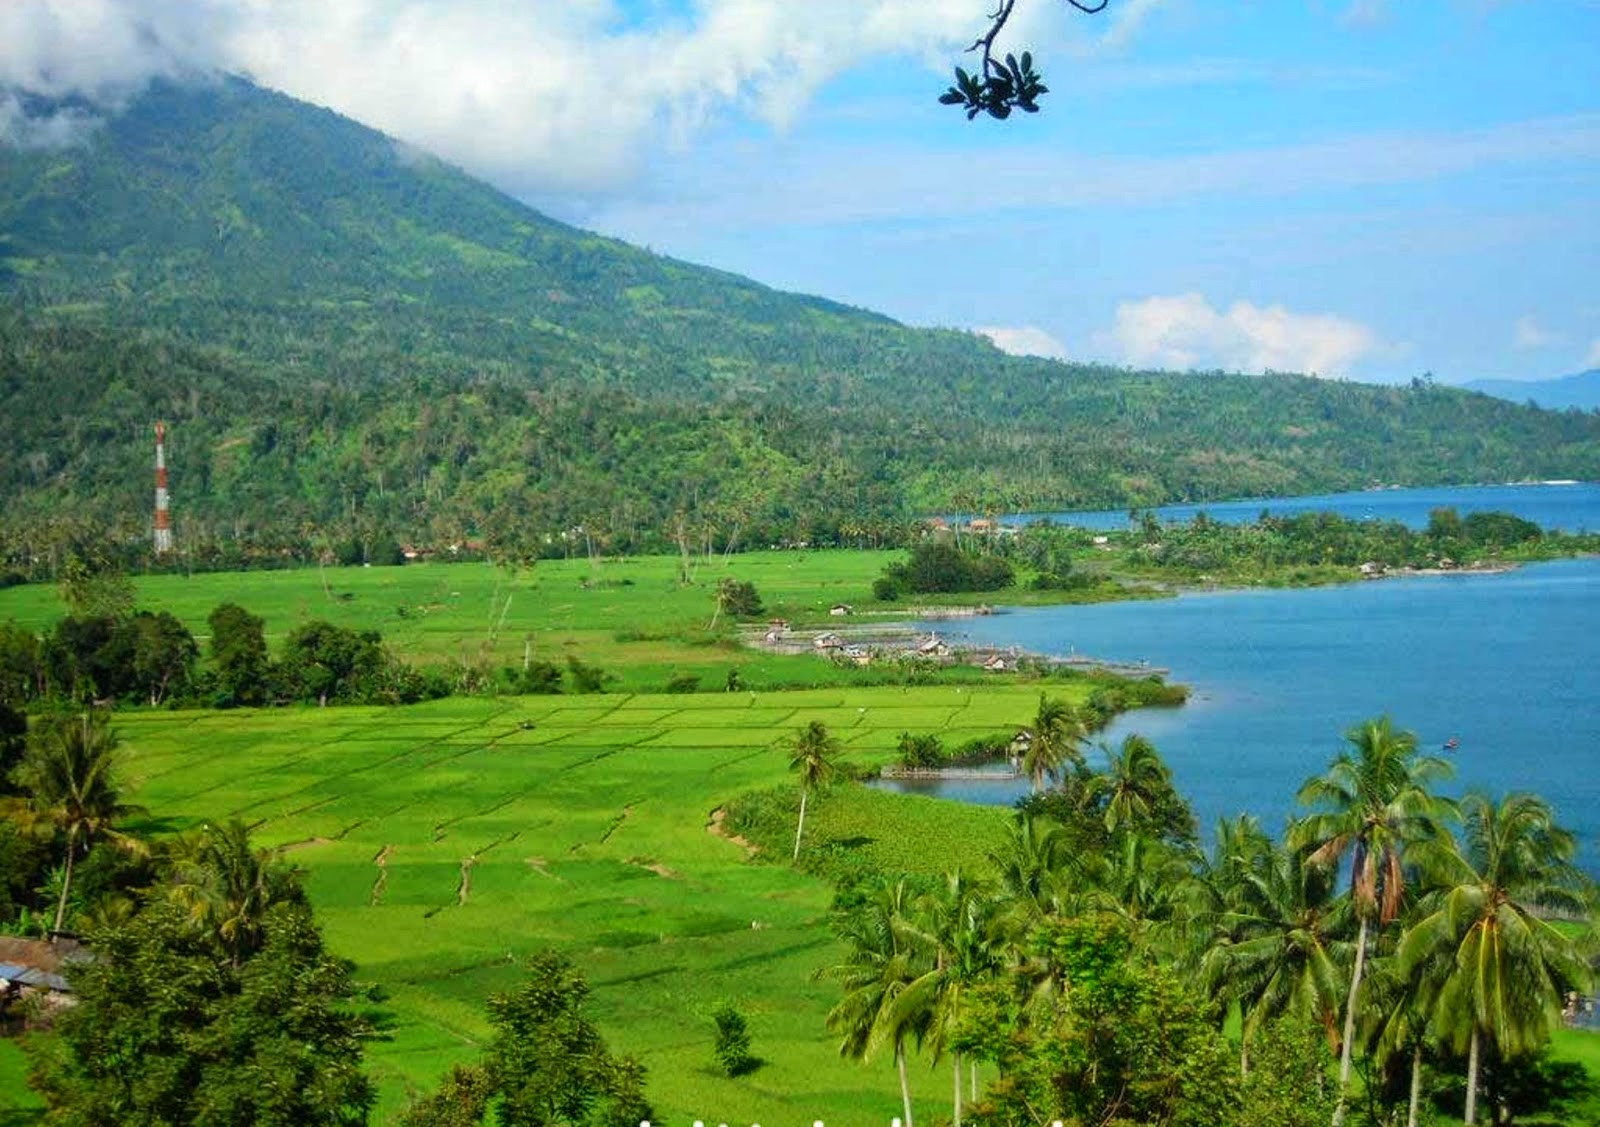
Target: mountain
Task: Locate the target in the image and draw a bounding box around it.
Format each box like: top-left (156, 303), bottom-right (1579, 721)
top-left (1462, 370), bottom-right (1600, 412)
top-left (2, 76), bottom-right (1598, 561)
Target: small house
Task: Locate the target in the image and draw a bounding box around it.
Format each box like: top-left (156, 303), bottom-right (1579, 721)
top-left (813, 632), bottom-right (844, 650)
top-left (982, 654), bottom-right (1010, 673)
top-left (829, 604), bottom-right (854, 617)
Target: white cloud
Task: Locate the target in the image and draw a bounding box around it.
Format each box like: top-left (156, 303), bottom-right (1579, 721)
top-left (977, 325), bottom-right (1068, 361)
top-left (1513, 314), bottom-right (1555, 350)
top-left (0, 0), bottom-right (1150, 191)
top-left (1585, 339), bottom-right (1600, 369)
top-left (1098, 292), bottom-right (1378, 376)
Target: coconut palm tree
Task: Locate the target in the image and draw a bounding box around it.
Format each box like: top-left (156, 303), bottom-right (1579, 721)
top-left (894, 870), bottom-right (1006, 1127)
top-left (1398, 793), bottom-right (1594, 1125)
top-left (1021, 694), bottom-right (1085, 793)
top-left (1091, 733), bottom-right (1195, 843)
top-left (820, 877), bottom-right (929, 1127)
top-left (168, 818), bottom-right (302, 966)
top-left (1293, 716), bottom-right (1454, 1126)
top-left (1202, 835), bottom-right (1350, 1073)
top-left (989, 811), bottom-right (1072, 919)
top-left (6, 709), bottom-right (146, 933)
top-left (787, 720), bottom-right (842, 860)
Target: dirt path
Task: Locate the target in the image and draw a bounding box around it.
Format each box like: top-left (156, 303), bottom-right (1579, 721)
top-left (706, 807), bottom-right (759, 858)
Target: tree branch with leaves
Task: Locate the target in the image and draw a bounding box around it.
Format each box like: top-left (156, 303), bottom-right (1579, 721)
top-left (942, 0), bottom-right (1109, 119)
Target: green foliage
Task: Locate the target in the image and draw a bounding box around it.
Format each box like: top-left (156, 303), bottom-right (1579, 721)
top-left (663, 671), bottom-right (701, 693)
top-left (1235, 1019), bottom-right (1341, 1127)
top-left (716, 578), bottom-right (764, 618)
top-left (712, 1002), bottom-right (759, 1077)
top-left (895, 731), bottom-right (945, 768)
top-left (564, 656), bottom-right (610, 694)
top-left (208, 602), bottom-right (270, 706)
top-left (883, 541), bottom-right (1015, 595)
top-left (281, 620), bottom-right (385, 706)
top-left (969, 916), bottom-right (1239, 1127)
top-left (28, 899), bottom-right (374, 1126)
top-left (398, 1065), bottom-right (492, 1127)
top-left (481, 951), bottom-right (653, 1127)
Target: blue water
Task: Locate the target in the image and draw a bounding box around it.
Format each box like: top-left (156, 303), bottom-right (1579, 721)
top-left (994, 481), bottom-right (1600, 532)
top-left (885, 555), bottom-right (1600, 873)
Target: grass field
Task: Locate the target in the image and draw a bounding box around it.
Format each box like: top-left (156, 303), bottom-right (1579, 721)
top-left (4, 685), bottom-right (1062, 1124)
top-left (0, 552), bottom-right (1023, 693)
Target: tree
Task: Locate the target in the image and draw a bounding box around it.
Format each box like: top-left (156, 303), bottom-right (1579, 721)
top-left (7, 709), bottom-right (146, 933)
top-left (716, 578), bottom-right (764, 619)
top-left (1201, 835), bottom-right (1349, 1071)
top-left (281, 620), bottom-right (383, 706)
top-left (482, 951), bottom-right (652, 1127)
top-left (821, 876), bottom-right (929, 1127)
top-left (1399, 793), bottom-right (1594, 1125)
top-left (894, 870), bottom-right (1005, 1127)
top-left (1090, 732), bottom-right (1196, 843)
top-left (124, 609), bottom-right (199, 705)
top-left (1293, 716), bottom-right (1455, 1126)
top-left (941, 0), bottom-right (1109, 120)
top-left (971, 915), bottom-right (1239, 1127)
top-left (1021, 693), bottom-right (1086, 793)
top-left (28, 899), bottom-right (374, 1125)
top-left (169, 818), bottom-right (304, 968)
top-left (399, 1065), bottom-right (492, 1127)
top-left (788, 720), bottom-right (842, 860)
top-left (712, 1002), bottom-right (759, 1077)
top-left (209, 602), bottom-right (271, 705)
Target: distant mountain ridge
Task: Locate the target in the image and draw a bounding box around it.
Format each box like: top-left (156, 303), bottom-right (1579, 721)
top-left (2, 76), bottom-right (1598, 554)
top-left (1462, 370), bottom-right (1600, 411)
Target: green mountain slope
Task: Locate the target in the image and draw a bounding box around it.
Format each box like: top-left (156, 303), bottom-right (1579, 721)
top-left (1, 77), bottom-right (1597, 560)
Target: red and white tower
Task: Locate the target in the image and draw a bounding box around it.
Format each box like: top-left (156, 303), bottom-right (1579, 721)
top-left (153, 421), bottom-right (173, 554)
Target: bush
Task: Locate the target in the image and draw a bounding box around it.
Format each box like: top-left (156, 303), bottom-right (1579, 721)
top-left (716, 579), bottom-right (764, 618)
top-left (872, 576), bottom-right (900, 601)
top-left (664, 672), bottom-right (701, 693)
top-left (896, 731), bottom-right (944, 768)
top-left (504, 661), bottom-right (563, 695)
top-left (881, 541), bottom-right (1014, 594)
top-left (565, 656), bottom-right (610, 694)
top-left (711, 1003), bottom-right (758, 1077)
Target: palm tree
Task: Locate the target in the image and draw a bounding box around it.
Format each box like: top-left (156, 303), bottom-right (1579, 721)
top-left (1398, 793), bottom-right (1594, 1125)
top-left (894, 871), bottom-right (1005, 1127)
top-left (1293, 716), bottom-right (1454, 1126)
top-left (1091, 733), bottom-right (1194, 842)
top-left (788, 720), bottom-right (842, 861)
top-left (820, 877), bottom-right (929, 1127)
top-left (6, 710), bottom-right (147, 933)
top-left (989, 812), bottom-right (1071, 919)
top-left (168, 818), bottom-right (302, 966)
top-left (1202, 835), bottom-right (1350, 1073)
top-left (1021, 694), bottom-right (1085, 793)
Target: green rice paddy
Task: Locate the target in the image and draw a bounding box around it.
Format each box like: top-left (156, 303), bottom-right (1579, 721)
top-left (96, 685), bottom-right (1051, 1123)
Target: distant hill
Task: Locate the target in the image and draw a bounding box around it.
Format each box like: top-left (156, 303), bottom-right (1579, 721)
top-left (1462, 370), bottom-right (1600, 411)
top-left (2, 76), bottom-right (1599, 559)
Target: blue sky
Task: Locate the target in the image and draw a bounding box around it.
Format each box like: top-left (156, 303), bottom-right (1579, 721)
top-left (563, 1), bottom-right (1600, 383)
top-left (3, 0), bottom-right (1597, 382)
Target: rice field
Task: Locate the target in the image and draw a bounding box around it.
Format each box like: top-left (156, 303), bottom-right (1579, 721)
top-left (94, 684), bottom-right (1054, 1123)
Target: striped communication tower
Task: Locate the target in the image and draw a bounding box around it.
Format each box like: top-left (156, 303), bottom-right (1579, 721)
top-left (153, 421), bottom-right (173, 554)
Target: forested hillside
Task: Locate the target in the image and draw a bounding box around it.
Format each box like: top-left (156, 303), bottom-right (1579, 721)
top-left (2, 77), bottom-right (1598, 562)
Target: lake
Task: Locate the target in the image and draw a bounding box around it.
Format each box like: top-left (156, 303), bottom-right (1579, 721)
top-left (885, 486), bottom-right (1600, 872)
top-left (995, 481), bottom-right (1600, 532)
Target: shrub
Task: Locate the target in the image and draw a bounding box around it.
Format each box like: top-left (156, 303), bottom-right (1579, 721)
top-left (896, 731), bottom-right (945, 768)
top-left (664, 672), bottom-right (701, 693)
top-left (711, 1003), bottom-right (758, 1077)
